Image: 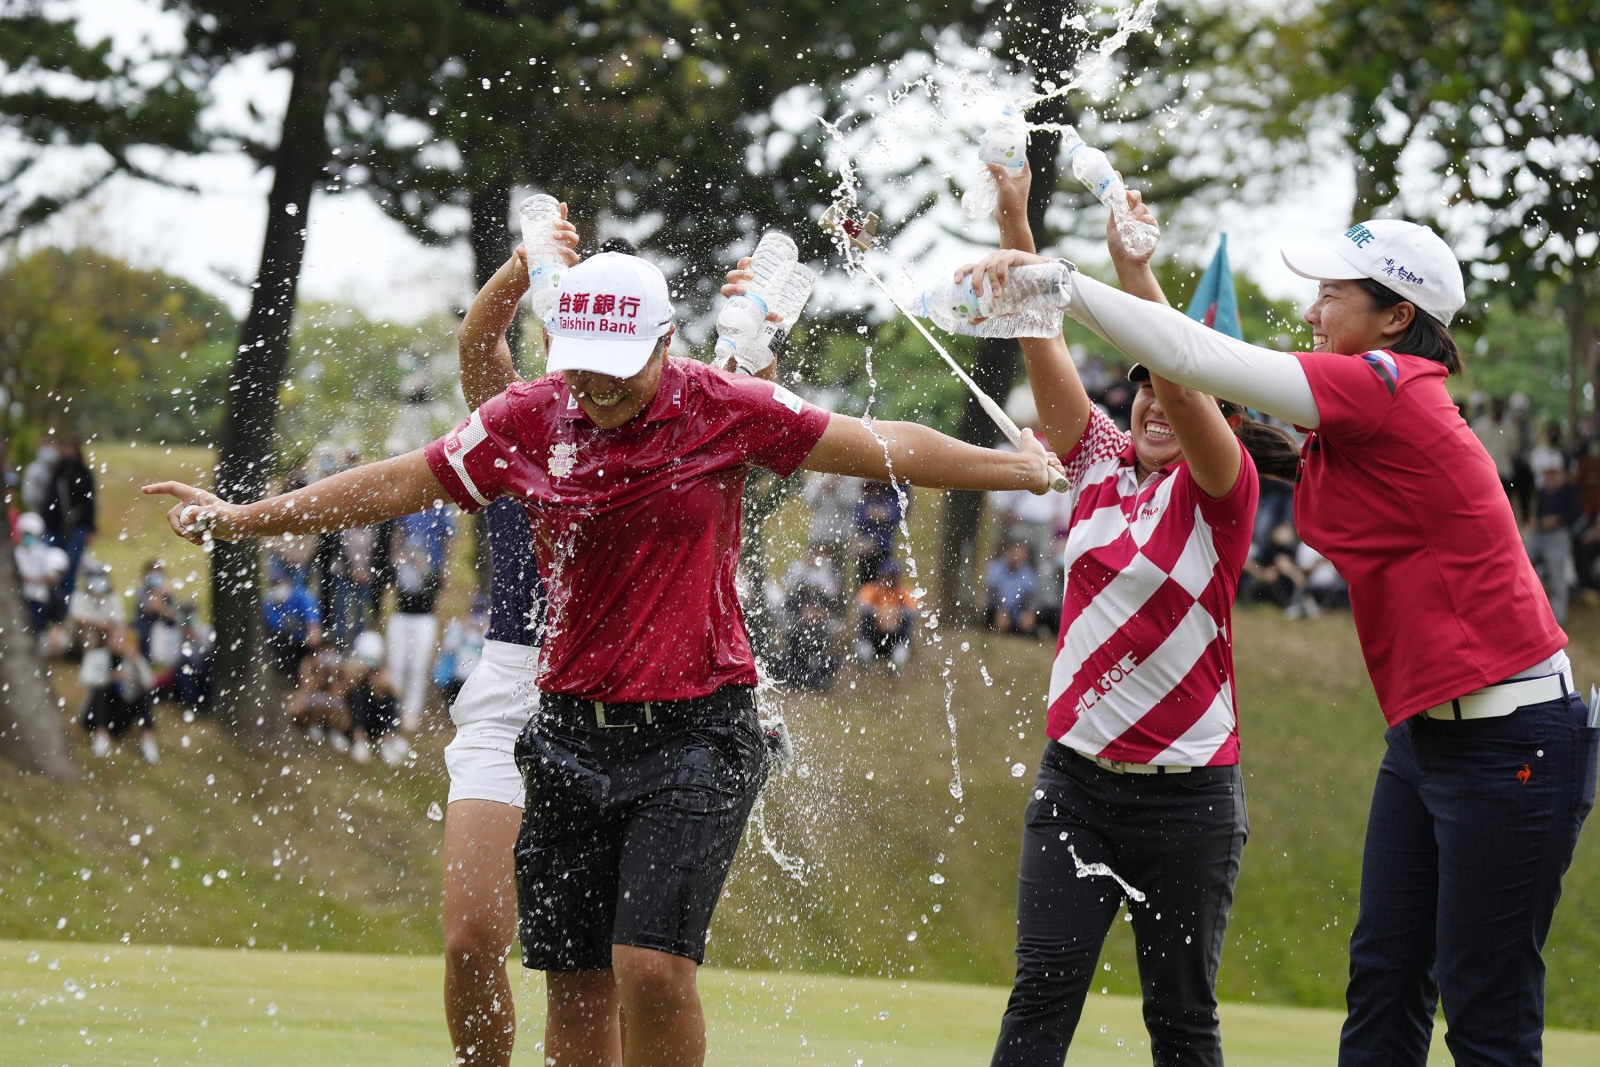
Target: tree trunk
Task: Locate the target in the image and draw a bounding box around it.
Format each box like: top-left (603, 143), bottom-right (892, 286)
top-left (209, 39), bottom-right (334, 737)
top-left (1570, 280), bottom-right (1600, 438)
top-left (0, 421), bottom-right (77, 778)
top-left (935, 0), bottom-right (1079, 621)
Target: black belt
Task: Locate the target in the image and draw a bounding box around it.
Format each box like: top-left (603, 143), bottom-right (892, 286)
top-left (541, 685), bottom-right (755, 729)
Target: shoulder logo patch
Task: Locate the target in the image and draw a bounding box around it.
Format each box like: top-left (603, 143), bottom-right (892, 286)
top-left (1361, 351), bottom-right (1398, 395)
top-left (771, 383), bottom-right (803, 414)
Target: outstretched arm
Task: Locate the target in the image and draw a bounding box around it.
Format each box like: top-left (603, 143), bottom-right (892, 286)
top-left (143, 452), bottom-right (446, 545)
top-left (802, 413), bottom-right (1063, 494)
top-left (458, 204), bottom-right (579, 410)
top-left (1062, 194), bottom-right (1321, 428)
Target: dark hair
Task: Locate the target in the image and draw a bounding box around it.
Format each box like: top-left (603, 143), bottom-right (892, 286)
top-left (1220, 402), bottom-right (1301, 482)
top-left (1353, 278), bottom-right (1463, 374)
top-left (597, 236), bottom-right (638, 255)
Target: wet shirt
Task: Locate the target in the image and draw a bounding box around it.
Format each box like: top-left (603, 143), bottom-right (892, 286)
top-left (1046, 407), bottom-right (1258, 767)
top-left (424, 358), bottom-right (830, 702)
top-left (1293, 350), bottom-right (1565, 725)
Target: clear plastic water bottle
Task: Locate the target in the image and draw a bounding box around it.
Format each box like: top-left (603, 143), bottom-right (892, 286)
top-left (519, 193), bottom-right (568, 318)
top-left (963, 104), bottom-right (1029, 220)
top-left (715, 231), bottom-right (798, 367)
top-left (736, 262), bottom-right (817, 375)
top-left (917, 261), bottom-right (1072, 338)
top-left (1061, 127), bottom-right (1159, 257)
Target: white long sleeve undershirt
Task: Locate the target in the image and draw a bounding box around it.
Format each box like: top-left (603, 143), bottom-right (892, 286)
top-left (1065, 270), bottom-right (1323, 429)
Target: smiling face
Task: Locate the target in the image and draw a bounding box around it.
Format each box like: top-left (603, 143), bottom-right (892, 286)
top-left (1130, 381), bottom-right (1183, 475)
top-left (1304, 280), bottom-right (1414, 354)
top-left (554, 328), bottom-right (672, 430)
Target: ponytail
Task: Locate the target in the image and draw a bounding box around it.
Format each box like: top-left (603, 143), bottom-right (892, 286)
top-left (1222, 404), bottom-right (1300, 482)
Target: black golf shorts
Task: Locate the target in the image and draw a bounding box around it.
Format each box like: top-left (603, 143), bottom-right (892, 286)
top-left (512, 686), bottom-right (768, 971)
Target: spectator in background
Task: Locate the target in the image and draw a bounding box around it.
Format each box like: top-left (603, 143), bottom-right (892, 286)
top-left (1529, 421), bottom-right (1567, 482)
top-left (41, 438), bottom-right (95, 596)
top-left (985, 539), bottom-right (1039, 636)
top-left (802, 471), bottom-right (862, 555)
top-left (388, 505), bottom-right (455, 732)
top-left (21, 442), bottom-right (58, 516)
top-left (437, 595), bottom-right (490, 705)
top-left (1527, 456), bottom-right (1580, 624)
top-left (856, 557), bottom-right (918, 671)
top-left (1290, 540), bottom-right (1349, 617)
top-left (346, 630), bottom-right (404, 764)
top-left (172, 602), bottom-right (213, 714)
top-left (1509, 393), bottom-right (1536, 519)
top-left (1241, 523), bottom-right (1307, 610)
top-left (781, 542), bottom-right (844, 614)
top-left (778, 583), bottom-right (842, 691)
top-left (135, 560), bottom-right (183, 696)
top-left (852, 479), bottom-right (905, 585)
top-left (290, 645), bottom-right (350, 748)
top-left (328, 523), bottom-right (379, 649)
top-left (13, 512), bottom-right (68, 634)
top-left (263, 568), bottom-right (323, 677)
top-left (1471, 396), bottom-right (1517, 508)
top-left (81, 624), bottom-right (158, 763)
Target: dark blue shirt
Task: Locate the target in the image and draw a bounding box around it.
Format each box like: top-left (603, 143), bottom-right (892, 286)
top-left (483, 497), bottom-right (545, 646)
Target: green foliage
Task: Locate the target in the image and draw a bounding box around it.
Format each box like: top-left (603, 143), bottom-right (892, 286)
top-left (0, 9), bottom-right (206, 238)
top-left (0, 248), bottom-right (235, 464)
top-left (275, 304), bottom-right (461, 469)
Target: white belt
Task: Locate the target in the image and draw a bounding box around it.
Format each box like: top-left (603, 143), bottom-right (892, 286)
top-left (1076, 750), bottom-right (1192, 775)
top-left (1421, 669), bottom-right (1573, 721)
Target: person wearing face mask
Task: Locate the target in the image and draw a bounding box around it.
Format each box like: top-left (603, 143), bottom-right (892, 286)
top-left (143, 243), bottom-right (1064, 1067)
top-left (1016, 181), bottom-right (1594, 1066)
top-left (966, 163), bottom-right (1298, 1067)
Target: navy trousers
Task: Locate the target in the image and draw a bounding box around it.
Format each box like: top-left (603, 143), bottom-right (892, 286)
top-left (1339, 692), bottom-right (1598, 1066)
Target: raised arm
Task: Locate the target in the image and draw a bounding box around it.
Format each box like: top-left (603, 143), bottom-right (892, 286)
top-left (458, 204), bottom-right (579, 410)
top-left (802, 413), bottom-right (1062, 494)
top-left (976, 162), bottom-right (1096, 456)
top-left (143, 452), bottom-right (447, 545)
top-left (1064, 194), bottom-right (1321, 429)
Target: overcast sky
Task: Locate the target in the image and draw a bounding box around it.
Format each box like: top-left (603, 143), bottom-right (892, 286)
top-left (17, 0), bottom-right (1354, 329)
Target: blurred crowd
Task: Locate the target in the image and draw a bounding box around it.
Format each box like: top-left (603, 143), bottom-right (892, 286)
top-left (261, 445), bottom-right (469, 764)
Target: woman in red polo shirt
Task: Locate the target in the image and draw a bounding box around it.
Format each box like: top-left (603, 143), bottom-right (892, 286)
top-left (144, 250), bottom-right (1062, 1067)
top-left (1027, 193), bottom-right (1596, 1066)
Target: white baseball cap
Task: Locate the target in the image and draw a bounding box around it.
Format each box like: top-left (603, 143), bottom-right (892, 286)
top-left (544, 252), bottom-right (675, 378)
top-left (1281, 220), bottom-right (1466, 327)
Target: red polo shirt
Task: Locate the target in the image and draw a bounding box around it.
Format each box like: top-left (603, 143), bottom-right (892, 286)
top-left (1293, 349), bottom-right (1565, 725)
top-left (424, 357), bottom-right (831, 702)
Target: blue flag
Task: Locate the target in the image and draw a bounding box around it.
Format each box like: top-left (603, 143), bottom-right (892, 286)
top-left (1185, 233), bottom-right (1243, 340)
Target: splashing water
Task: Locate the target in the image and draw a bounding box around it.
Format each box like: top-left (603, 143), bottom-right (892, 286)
top-left (1068, 844), bottom-right (1146, 902)
top-left (751, 795), bottom-right (808, 884)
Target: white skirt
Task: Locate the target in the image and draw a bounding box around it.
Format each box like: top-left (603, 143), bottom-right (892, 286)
top-left (443, 640), bottom-right (542, 808)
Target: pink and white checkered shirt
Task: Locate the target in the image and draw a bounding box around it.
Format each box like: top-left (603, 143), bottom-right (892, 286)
top-left (1046, 407), bottom-right (1259, 767)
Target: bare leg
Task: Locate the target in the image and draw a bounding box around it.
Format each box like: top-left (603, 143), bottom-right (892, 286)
top-left (442, 799), bottom-right (521, 1067)
top-left (546, 969), bottom-right (622, 1067)
top-left (612, 945), bottom-right (705, 1067)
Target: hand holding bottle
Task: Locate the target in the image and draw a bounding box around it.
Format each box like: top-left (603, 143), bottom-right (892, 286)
top-left (1105, 187), bottom-right (1161, 269)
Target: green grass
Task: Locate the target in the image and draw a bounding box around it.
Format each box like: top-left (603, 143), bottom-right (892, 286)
top-left (7, 445), bottom-right (1600, 1039)
top-left (7, 940), bottom-right (1599, 1065)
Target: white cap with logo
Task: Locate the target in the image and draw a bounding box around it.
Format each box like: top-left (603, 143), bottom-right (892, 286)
top-left (1281, 220), bottom-right (1466, 327)
top-left (544, 252), bottom-right (675, 379)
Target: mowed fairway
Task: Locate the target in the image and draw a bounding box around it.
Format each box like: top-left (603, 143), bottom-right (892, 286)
top-left (4, 942), bottom-right (1599, 1066)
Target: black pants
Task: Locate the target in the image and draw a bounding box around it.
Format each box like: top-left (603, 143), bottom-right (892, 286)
top-left (1340, 692), bottom-right (1598, 1066)
top-left (992, 745), bottom-right (1248, 1067)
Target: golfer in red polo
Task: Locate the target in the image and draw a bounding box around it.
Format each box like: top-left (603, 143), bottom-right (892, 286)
top-left (146, 249), bottom-right (1063, 1067)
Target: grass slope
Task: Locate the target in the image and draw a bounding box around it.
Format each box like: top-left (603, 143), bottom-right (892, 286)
top-left (4, 445), bottom-right (1598, 1031)
top-left (7, 940), bottom-right (1600, 1065)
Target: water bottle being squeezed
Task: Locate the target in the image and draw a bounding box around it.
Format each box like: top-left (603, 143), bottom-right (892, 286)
top-left (962, 104), bottom-right (1029, 220)
top-left (715, 231), bottom-right (799, 368)
top-left (736, 262), bottom-right (816, 375)
top-left (917, 261), bottom-right (1073, 339)
top-left (519, 194), bottom-right (568, 318)
top-left (1062, 128), bottom-right (1160, 257)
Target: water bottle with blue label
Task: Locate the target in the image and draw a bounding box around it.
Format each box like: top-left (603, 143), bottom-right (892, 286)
top-left (519, 194), bottom-right (568, 318)
top-left (715, 231), bottom-right (798, 367)
top-left (1061, 127), bottom-right (1159, 257)
top-left (737, 262), bottom-right (817, 376)
top-left (963, 104), bottom-right (1029, 220)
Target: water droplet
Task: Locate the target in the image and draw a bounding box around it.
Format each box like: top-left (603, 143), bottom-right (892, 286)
top-left (905, 931), bottom-right (917, 941)
top-left (1010, 762), bottom-right (1027, 777)
top-left (426, 802), bottom-right (444, 822)
top-left (928, 873), bottom-right (945, 885)
top-left (266, 1003), bottom-right (278, 1017)
top-left (202, 874), bottom-right (213, 887)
